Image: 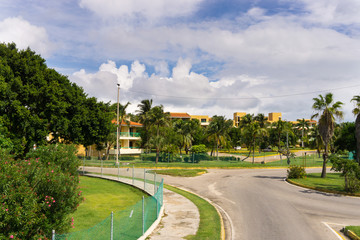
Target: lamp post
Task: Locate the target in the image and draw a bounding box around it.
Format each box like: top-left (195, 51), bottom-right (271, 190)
top-left (116, 83), bottom-right (120, 165)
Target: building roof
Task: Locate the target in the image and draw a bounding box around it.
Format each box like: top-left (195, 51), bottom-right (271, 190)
top-left (111, 119), bottom-right (143, 127)
top-left (170, 112), bottom-right (191, 119)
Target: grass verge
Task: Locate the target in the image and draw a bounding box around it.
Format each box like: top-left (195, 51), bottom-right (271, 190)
top-left (345, 226), bottom-right (360, 239)
top-left (165, 184), bottom-right (222, 240)
top-left (287, 173), bottom-right (360, 196)
top-left (69, 176), bottom-right (144, 232)
top-left (151, 169), bottom-right (207, 177)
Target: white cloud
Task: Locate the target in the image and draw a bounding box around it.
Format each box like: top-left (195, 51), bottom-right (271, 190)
top-left (0, 17), bottom-right (53, 57)
top-left (79, 0), bottom-right (203, 21)
top-left (299, 0), bottom-right (360, 26)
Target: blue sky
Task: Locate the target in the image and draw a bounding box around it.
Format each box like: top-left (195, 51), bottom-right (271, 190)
top-left (1, 0), bottom-right (360, 121)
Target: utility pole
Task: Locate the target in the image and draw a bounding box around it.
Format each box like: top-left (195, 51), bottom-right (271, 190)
top-left (116, 83), bottom-right (120, 165)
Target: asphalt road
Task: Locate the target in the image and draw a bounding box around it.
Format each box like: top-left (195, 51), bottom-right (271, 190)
top-left (162, 168), bottom-right (360, 240)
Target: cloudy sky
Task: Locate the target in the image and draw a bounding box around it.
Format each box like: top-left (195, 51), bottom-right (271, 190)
top-left (1, 0), bottom-right (360, 122)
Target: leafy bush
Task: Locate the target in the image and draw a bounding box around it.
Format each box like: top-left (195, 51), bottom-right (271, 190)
top-left (330, 154), bottom-right (360, 193)
top-left (0, 144), bottom-right (82, 239)
top-left (190, 144), bottom-right (207, 154)
top-left (287, 165), bottom-right (306, 179)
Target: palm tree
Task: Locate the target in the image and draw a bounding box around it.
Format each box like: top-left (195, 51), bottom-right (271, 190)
top-left (136, 99), bottom-right (153, 152)
top-left (312, 93), bottom-right (343, 178)
top-left (243, 122), bottom-right (268, 163)
top-left (148, 105), bottom-right (170, 163)
top-left (351, 95), bottom-right (360, 164)
top-left (296, 118), bottom-right (310, 148)
top-left (308, 125), bottom-right (323, 158)
top-left (254, 113), bottom-right (268, 128)
top-left (272, 119), bottom-right (292, 160)
top-left (207, 116), bottom-right (233, 160)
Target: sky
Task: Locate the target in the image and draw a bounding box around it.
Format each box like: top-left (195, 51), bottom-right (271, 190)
top-left (1, 0), bottom-right (360, 122)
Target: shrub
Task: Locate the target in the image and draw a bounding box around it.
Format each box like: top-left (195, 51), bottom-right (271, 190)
top-left (190, 144), bottom-right (207, 154)
top-left (330, 154), bottom-right (360, 193)
top-left (287, 165), bottom-right (306, 179)
top-left (0, 144), bottom-right (82, 239)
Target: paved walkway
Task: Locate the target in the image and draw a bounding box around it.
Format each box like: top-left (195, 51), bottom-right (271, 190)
top-left (148, 188), bottom-right (199, 239)
top-left (83, 168), bottom-right (200, 239)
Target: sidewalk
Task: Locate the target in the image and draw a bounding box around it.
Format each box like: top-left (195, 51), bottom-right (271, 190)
top-left (148, 188), bottom-right (199, 239)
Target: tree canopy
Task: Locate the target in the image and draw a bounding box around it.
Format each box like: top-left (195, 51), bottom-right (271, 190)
top-left (0, 43), bottom-right (113, 157)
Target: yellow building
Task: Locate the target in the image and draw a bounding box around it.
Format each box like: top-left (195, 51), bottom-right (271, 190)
top-left (110, 120), bottom-right (143, 155)
top-left (233, 112), bottom-right (247, 127)
top-left (190, 115), bottom-right (211, 126)
top-left (268, 112), bottom-right (282, 123)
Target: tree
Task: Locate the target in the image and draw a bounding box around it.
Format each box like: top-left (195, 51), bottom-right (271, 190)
top-left (271, 120), bottom-right (293, 160)
top-left (296, 118), bottom-right (310, 148)
top-left (207, 116), bottom-right (233, 160)
top-left (148, 105), bottom-right (170, 163)
top-left (308, 125), bottom-right (323, 158)
top-left (312, 93), bottom-right (343, 178)
top-left (334, 122), bottom-right (356, 154)
top-left (254, 113), bottom-right (268, 128)
top-left (136, 99), bottom-right (153, 151)
top-left (351, 95), bottom-right (360, 164)
top-left (243, 122), bottom-right (268, 163)
top-left (0, 43), bottom-right (113, 157)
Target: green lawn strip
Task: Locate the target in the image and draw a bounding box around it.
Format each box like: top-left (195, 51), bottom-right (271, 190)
top-left (150, 169), bottom-right (208, 177)
top-left (165, 184), bottom-right (222, 240)
top-left (69, 176), bottom-right (145, 232)
top-left (345, 226), bottom-right (360, 239)
top-left (288, 173), bottom-right (360, 196)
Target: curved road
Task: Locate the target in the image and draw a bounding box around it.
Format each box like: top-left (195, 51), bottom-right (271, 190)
top-left (162, 168), bottom-right (360, 240)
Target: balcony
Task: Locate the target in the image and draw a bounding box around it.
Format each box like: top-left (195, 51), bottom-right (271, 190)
top-left (119, 132), bottom-right (141, 139)
top-left (110, 147), bottom-right (143, 155)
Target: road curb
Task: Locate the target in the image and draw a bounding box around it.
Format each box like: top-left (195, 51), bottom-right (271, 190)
top-left (165, 184), bottom-right (227, 240)
top-left (344, 228), bottom-right (360, 240)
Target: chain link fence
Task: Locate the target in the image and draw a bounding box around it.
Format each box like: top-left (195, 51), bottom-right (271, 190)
top-left (53, 168), bottom-right (163, 240)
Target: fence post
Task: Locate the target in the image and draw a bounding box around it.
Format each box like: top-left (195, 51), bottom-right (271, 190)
top-left (111, 211), bottom-right (114, 240)
top-left (101, 158), bottom-right (103, 177)
top-left (117, 162), bottom-right (120, 180)
top-left (52, 230), bottom-right (55, 240)
top-left (156, 198), bottom-right (159, 218)
top-left (132, 165), bottom-right (134, 185)
top-left (142, 196), bottom-right (145, 234)
top-left (154, 173), bottom-right (157, 195)
top-left (144, 169), bottom-right (146, 191)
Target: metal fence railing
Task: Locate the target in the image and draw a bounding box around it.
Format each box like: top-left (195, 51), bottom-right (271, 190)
top-left (52, 168), bottom-right (163, 240)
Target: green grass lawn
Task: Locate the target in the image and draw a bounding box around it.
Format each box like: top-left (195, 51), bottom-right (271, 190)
top-left (165, 185), bottom-right (222, 240)
top-left (345, 226), bottom-right (360, 237)
top-left (151, 169), bottom-right (208, 177)
top-left (288, 173), bottom-right (360, 196)
top-left (69, 176), bottom-right (145, 232)
top-left (82, 154), bottom-right (324, 169)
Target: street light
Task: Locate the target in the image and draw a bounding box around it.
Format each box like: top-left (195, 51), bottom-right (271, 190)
top-left (116, 83), bottom-right (120, 165)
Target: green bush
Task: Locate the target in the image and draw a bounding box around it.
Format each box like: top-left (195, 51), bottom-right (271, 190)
top-left (330, 154), bottom-right (360, 193)
top-left (0, 144), bottom-right (82, 239)
top-left (287, 165), bottom-right (306, 179)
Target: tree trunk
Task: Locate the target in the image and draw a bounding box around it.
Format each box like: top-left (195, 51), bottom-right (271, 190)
top-left (355, 114), bottom-right (360, 165)
top-left (321, 144), bottom-right (328, 178)
top-left (252, 142), bottom-right (255, 164)
top-left (156, 148), bottom-right (159, 164)
top-left (301, 129), bottom-right (304, 148)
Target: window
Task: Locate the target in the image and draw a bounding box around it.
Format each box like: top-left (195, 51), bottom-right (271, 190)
top-left (201, 119), bottom-right (206, 123)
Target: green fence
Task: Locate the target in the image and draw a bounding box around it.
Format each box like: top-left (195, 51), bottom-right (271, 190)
top-left (53, 178), bottom-right (163, 240)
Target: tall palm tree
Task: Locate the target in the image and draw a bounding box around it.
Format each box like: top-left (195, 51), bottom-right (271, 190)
top-left (254, 113), bottom-right (268, 128)
top-left (207, 116), bottom-right (233, 160)
top-left (243, 122), bottom-right (268, 163)
top-left (148, 105), bottom-right (170, 163)
top-left (272, 119), bottom-right (292, 160)
top-left (136, 99), bottom-right (153, 152)
top-left (296, 118), bottom-right (310, 148)
top-left (312, 93), bottom-right (343, 178)
top-left (351, 95), bottom-right (360, 164)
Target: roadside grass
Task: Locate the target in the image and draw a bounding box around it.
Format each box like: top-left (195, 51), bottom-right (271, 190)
top-left (68, 176), bottom-right (144, 232)
top-left (150, 169), bottom-right (208, 177)
top-left (165, 185), bottom-right (221, 240)
top-left (288, 173), bottom-right (360, 196)
top-left (345, 226), bottom-right (360, 237)
top-left (82, 154), bottom-right (324, 169)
